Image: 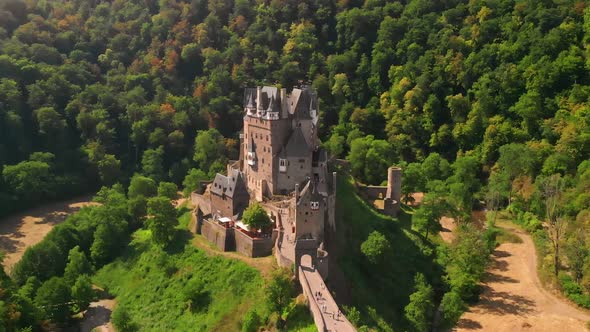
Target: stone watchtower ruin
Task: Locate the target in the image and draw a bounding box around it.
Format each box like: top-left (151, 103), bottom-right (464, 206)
top-left (384, 166), bottom-right (402, 216)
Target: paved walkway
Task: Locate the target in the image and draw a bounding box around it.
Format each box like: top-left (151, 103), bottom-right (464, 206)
top-left (299, 256), bottom-right (355, 332)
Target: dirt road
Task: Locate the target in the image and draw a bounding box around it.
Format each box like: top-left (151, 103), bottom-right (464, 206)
top-left (0, 195), bottom-right (98, 272)
top-left (456, 225), bottom-right (590, 331)
top-left (79, 298), bottom-right (116, 332)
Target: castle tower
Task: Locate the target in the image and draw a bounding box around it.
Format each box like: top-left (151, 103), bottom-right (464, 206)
top-left (386, 166), bottom-right (402, 203)
top-left (242, 86), bottom-right (319, 200)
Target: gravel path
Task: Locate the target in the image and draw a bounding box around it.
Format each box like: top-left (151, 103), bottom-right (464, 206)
top-left (456, 225), bottom-right (590, 331)
top-left (0, 195), bottom-right (98, 272)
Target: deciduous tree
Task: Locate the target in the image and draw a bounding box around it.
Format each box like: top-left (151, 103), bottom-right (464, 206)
top-left (147, 196), bottom-right (177, 247)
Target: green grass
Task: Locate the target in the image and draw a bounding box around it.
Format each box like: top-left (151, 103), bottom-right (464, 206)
top-left (495, 228), bottom-right (523, 244)
top-left (335, 174), bottom-right (443, 331)
top-left (94, 211), bottom-right (268, 332)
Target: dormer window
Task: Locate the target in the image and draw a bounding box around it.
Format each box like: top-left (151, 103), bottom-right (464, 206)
top-left (310, 201), bottom-right (320, 210)
top-left (279, 158), bottom-right (287, 172)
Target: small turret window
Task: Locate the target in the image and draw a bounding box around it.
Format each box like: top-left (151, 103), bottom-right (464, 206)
top-left (279, 158), bottom-right (287, 172)
top-left (311, 202), bottom-right (320, 210)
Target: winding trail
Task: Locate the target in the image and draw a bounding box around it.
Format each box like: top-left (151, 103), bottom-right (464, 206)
top-left (0, 196), bottom-right (116, 331)
top-left (453, 223), bottom-right (590, 331)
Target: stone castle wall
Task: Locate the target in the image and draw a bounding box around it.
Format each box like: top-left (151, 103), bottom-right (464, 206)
top-left (201, 219), bottom-right (235, 251)
top-left (361, 185), bottom-right (388, 200)
top-left (234, 229), bottom-right (274, 257)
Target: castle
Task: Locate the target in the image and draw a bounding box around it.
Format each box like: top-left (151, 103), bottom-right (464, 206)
top-left (191, 86), bottom-right (400, 275)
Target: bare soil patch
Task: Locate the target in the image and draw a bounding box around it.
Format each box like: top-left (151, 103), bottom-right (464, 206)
top-left (79, 298), bottom-right (116, 332)
top-left (0, 195), bottom-right (98, 272)
top-left (456, 225), bottom-right (590, 331)
top-left (439, 216), bottom-right (456, 244)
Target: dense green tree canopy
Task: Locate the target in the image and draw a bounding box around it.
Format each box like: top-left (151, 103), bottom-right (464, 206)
top-left (242, 203), bottom-right (271, 231)
top-left (1, 0), bottom-right (590, 329)
top-left (147, 196), bottom-right (178, 247)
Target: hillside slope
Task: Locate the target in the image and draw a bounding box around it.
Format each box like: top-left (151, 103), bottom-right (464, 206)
top-left (328, 174), bottom-right (443, 331)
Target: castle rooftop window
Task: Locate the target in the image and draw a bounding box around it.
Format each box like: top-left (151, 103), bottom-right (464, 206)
top-left (311, 201), bottom-right (320, 210)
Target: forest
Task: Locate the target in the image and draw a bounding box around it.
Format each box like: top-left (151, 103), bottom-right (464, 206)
top-left (0, 0), bottom-right (589, 330)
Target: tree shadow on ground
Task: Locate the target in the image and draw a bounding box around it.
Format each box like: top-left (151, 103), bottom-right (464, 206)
top-left (493, 250), bottom-right (511, 258)
top-left (0, 235), bottom-right (21, 253)
top-left (456, 318), bottom-right (483, 330)
top-left (485, 271), bottom-right (518, 284)
top-left (165, 229), bottom-right (193, 254)
top-left (476, 285), bottom-right (536, 315)
top-left (489, 258), bottom-right (509, 272)
top-left (79, 305), bottom-right (112, 332)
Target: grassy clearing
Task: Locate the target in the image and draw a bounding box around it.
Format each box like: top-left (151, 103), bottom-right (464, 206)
top-left (94, 211), bottom-right (268, 331)
top-left (335, 174), bottom-right (443, 331)
top-left (94, 210), bottom-right (315, 331)
top-left (495, 228), bottom-right (523, 244)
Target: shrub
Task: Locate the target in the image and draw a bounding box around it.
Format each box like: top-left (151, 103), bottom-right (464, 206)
top-left (439, 291), bottom-right (465, 328)
top-left (241, 309), bottom-right (260, 332)
top-left (360, 231), bottom-right (391, 264)
top-left (266, 269), bottom-right (294, 313)
top-left (112, 305), bottom-right (137, 332)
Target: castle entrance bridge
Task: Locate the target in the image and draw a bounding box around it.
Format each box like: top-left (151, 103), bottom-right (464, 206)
top-left (298, 255), bottom-right (356, 332)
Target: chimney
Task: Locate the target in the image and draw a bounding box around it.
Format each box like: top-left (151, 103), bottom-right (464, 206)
top-left (295, 183), bottom-right (299, 201)
top-left (280, 88), bottom-right (287, 117)
top-left (256, 86), bottom-right (262, 111)
top-left (332, 172), bottom-right (337, 193)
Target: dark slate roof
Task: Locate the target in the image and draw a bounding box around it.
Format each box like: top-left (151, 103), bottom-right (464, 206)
top-left (243, 88), bottom-right (257, 107)
top-left (210, 169), bottom-right (245, 198)
top-left (245, 92), bottom-right (255, 108)
top-left (297, 178), bottom-right (322, 205)
top-left (284, 126), bottom-right (310, 158)
top-left (259, 86), bottom-right (280, 112)
top-left (289, 88), bottom-right (313, 120)
top-left (312, 148), bottom-right (328, 164)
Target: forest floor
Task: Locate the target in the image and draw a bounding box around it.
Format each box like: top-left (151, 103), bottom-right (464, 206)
top-left (0, 195), bottom-right (98, 272)
top-left (447, 220), bottom-right (590, 331)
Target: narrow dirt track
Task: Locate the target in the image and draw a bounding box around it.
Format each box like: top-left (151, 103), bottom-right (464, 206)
top-left (0, 195), bottom-right (98, 272)
top-left (79, 298), bottom-right (116, 332)
top-left (456, 225), bottom-right (590, 332)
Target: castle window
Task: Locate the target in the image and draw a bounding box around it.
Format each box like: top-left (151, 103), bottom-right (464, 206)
top-left (279, 158), bottom-right (287, 173)
top-left (311, 202), bottom-right (320, 210)
top-left (266, 135), bottom-right (269, 141)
